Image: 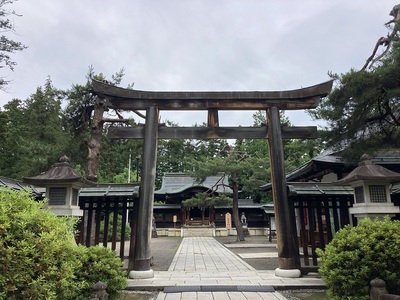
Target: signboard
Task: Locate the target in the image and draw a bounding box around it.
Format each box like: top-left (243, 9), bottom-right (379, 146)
top-left (225, 212), bottom-right (232, 229)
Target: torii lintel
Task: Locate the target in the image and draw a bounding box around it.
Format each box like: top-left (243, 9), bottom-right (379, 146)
top-left (91, 79), bottom-right (333, 111)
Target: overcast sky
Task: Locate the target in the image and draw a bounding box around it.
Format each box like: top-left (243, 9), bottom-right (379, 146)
top-left (0, 0), bottom-right (397, 127)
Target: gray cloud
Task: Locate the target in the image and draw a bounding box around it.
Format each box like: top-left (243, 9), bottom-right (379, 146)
top-left (0, 0), bottom-right (396, 127)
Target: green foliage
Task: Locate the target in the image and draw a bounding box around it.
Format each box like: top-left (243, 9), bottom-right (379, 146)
top-left (1, 69), bottom-right (316, 188)
top-left (99, 212), bottom-right (131, 242)
top-left (64, 67), bottom-right (138, 180)
top-left (98, 138), bottom-right (143, 184)
top-left (0, 188), bottom-right (82, 299)
top-left (64, 67), bottom-right (129, 139)
top-left (317, 217), bottom-right (400, 299)
top-left (73, 245), bottom-right (127, 300)
top-left (0, 0), bottom-right (27, 89)
top-left (0, 188), bottom-right (127, 299)
top-left (0, 78), bottom-right (72, 179)
top-left (310, 38), bottom-right (400, 154)
top-left (182, 192), bottom-right (232, 208)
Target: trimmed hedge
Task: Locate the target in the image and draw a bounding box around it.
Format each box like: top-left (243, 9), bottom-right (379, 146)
top-left (317, 217), bottom-right (400, 300)
top-left (0, 188), bottom-right (126, 299)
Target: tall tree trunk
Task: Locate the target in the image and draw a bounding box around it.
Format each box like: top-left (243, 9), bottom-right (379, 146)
top-left (231, 172), bottom-right (245, 241)
top-left (86, 96), bottom-right (105, 182)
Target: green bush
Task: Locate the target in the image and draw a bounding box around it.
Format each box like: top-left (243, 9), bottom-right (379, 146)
top-left (0, 188), bottom-right (83, 299)
top-left (317, 217), bottom-right (400, 299)
top-left (99, 212), bottom-right (131, 242)
top-left (74, 245), bottom-right (127, 300)
top-left (0, 188), bottom-right (127, 299)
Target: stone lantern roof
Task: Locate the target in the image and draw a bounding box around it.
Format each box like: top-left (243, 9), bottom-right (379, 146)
top-left (23, 155), bottom-right (96, 187)
top-left (335, 154), bottom-right (400, 185)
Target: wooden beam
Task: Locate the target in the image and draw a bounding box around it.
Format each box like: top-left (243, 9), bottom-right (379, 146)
top-left (107, 125), bottom-right (318, 140)
top-left (92, 79), bottom-right (333, 111)
top-left (207, 109), bottom-right (219, 127)
top-left (267, 106), bottom-right (301, 271)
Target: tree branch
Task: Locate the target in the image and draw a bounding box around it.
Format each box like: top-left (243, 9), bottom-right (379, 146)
top-left (102, 118), bottom-right (131, 123)
top-left (132, 110), bottom-right (146, 119)
top-left (362, 4), bottom-right (400, 70)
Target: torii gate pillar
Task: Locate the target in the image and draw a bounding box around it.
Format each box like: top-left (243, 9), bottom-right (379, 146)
top-left (267, 106), bottom-right (301, 278)
top-left (129, 106), bottom-right (159, 279)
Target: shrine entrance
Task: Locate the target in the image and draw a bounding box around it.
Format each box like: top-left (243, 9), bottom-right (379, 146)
top-left (184, 207), bottom-right (212, 226)
top-left (91, 79), bottom-right (333, 278)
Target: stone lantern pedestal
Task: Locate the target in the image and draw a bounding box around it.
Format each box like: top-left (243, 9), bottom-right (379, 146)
top-left (335, 154), bottom-right (400, 222)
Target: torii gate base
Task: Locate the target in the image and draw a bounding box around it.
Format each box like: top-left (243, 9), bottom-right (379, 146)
top-left (92, 79), bottom-right (333, 279)
top-left (275, 268), bottom-right (302, 278)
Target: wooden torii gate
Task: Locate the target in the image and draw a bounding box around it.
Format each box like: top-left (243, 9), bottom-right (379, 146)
top-left (92, 79), bottom-right (333, 278)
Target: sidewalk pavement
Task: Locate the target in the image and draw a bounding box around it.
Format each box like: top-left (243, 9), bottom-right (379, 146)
top-left (127, 237), bottom-right (326, 300)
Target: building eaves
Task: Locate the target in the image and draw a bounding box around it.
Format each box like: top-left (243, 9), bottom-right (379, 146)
top-left (155, 172), bottom-right (233, 195)
top-left (287, 182), bottom-right (353, 196)
top-left (79, 184), bottom-right (139, 198)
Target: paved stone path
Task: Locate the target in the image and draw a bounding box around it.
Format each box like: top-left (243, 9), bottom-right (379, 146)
top-left (127, 237), bottom-right (325, 300)
top-left (168, 236), bottom-right (255, 272)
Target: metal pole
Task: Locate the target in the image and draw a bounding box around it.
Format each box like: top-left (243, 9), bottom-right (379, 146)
top-left (136, 155), bottom-right (140, 182)
top-left (128, 148), bottom-right (131, 183)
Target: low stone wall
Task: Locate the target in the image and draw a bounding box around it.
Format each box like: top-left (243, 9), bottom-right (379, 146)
top-left (156, 227), bottom-right (269, 237)
top-left (181, 226), bottom-right (216, 237)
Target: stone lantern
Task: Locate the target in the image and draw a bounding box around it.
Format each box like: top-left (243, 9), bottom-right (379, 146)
top-left (335, 154), bottom-right (400, 221)
top-left (24, 155), bottom-right (96, 217)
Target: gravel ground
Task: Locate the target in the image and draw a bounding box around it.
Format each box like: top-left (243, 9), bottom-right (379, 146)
top-left (150, 236), bottom-right (183, 271)
top-left (215, 235), bottom-right (280, 270)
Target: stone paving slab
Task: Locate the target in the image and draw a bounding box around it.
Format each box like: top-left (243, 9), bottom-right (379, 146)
top-left (164, 285), bottom-right (275, 293)
top-left (126, 237), bottom-right (326, 299)
top-left (156, 291), bottom-right (287, 299)
top-left (168, 237), bottom-right (255, 272)
top-left (126, 270), bottom-right (326, 289)
top-left (238, 252), bottom-right (279, 259)
top-left (224, 243), bottom-right (277, 249)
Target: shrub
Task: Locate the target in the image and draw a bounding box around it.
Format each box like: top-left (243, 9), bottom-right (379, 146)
top-left (74, 245), bottom-right (127, 300)
top-left (99, 212), bottom-right (131, 242)
top-left (0, 188), bottom-right (127, 299)
top-left (317, 217), bottom-right (400, 299)
top-left (0, 188), bottom-right (82, 299)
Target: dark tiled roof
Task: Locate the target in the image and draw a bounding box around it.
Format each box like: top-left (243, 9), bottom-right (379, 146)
top-left (23, 155), bottom-right (96, 187)
top-left (79, 184), bottom-right (139, 198)
top-left (336, 154), bottom-right (400, 185)
top-left (392, 182), bottom-right (400, 194)
top-left (287, 182), bottom-right (353, 195)
top-left (260, 149), bottom-right (400, 190)
top-left (153, 204), bottom-right (181, 209)
top-left (285, 150), bottom-right (346, 182)
top-left (0, 176), bottom-right (43, 198)
top-left (155, 173), bottom-right (233, 195)
top-left (215, 198), bottom-right (264, 209)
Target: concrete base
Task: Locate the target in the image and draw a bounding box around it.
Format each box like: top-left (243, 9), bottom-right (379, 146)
top-left (275, 268), bottom-right (301, 278)
top-left (129, 269), bottom-right (154, 279)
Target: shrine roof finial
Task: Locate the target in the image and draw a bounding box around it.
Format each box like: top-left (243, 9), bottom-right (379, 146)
top-left (59, 155), bottom-right (70, 163)
top-left (358, 154), bottom-right (372, 166)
